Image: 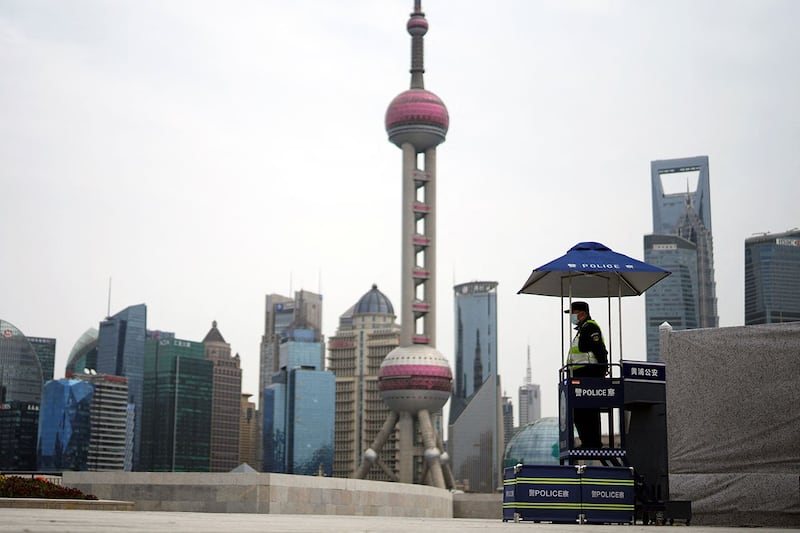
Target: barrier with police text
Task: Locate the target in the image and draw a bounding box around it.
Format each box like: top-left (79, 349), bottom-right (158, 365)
top-left (503, 464), bottom-right (634, 524)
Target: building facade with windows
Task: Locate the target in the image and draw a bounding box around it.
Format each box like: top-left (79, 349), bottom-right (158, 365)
top-left (645, 156), bottom-right (718, 361)
top-left (96, 304), bottom-right (147, 469)
top-left (448, 281), bottom-right (503, 493)
top-left (0, 319), bottom-right (44, 470)
top-left (140, 335), bottom-right (213, 472)
top-left (37, 378), bottom-right (94, 470)
top-left (327, 285), bottom-right (400, 480)
top-left (203, 321), bottom-right (242, 472)
top-left (28, 337), bottom-right (56, 383)
top-left (745, 229), bottom-right (800, 325)
top-left (518, 347), bottom-right (541, 427)
top-left (263, 325), bottom-right (334, 475)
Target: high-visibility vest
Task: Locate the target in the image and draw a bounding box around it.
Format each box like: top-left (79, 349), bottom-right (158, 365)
top-left (566, 319), bottom-right (602, 370)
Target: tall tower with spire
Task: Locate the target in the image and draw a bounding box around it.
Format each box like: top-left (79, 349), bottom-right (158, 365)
top-left (518, 345), bottom-right (541, 426)
top-left (353, 1), bottom-right (453, 489)
top-left (645, 156), bottom-right (718, 361)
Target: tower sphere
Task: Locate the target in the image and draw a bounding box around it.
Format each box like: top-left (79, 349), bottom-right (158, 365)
top-left (407, 15), bottom-right (428, 36)
top-left (385, 89), bottom-right (449, 152)
top-left (378, 344), bottom-right (452, 413)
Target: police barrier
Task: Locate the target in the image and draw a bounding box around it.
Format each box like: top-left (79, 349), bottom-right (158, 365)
top-left (503, 464), bottom-right (634, 524)
top-left (503, 465), bottom-right (581, 523)
top-left (581, 466), bottom-right (635, 524)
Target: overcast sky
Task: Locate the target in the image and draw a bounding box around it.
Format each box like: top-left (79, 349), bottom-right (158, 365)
top-left (2, 1), bottom-right (798, 424)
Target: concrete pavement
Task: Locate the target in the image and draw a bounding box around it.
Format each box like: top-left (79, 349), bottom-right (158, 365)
top-left (0, 509), bottom-right (792, 533)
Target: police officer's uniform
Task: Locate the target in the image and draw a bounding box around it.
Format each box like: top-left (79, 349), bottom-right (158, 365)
top-left (565, 302), bottom-right (608, 448)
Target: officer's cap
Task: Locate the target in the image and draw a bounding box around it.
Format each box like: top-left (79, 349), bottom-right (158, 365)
top-left (564, 301), bottom-right (590, 314)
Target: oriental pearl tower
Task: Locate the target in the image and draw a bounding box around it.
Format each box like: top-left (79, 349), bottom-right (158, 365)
top-left (353, 1), bottom-right (454, 489)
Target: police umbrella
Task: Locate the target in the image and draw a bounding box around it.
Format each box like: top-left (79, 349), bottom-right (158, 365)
top-left (518, 241), bottom-right (670, 298)
top-left (517, 241), bottom-right (670, 363)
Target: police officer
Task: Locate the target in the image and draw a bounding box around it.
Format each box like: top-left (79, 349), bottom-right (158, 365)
top-left (565, 301), bottom-right (608, 449)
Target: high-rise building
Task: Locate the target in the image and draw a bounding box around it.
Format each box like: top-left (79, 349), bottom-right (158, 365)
top-left (259, 291), bottom-right (322, 398)
top-left (0, 319), bottom-right (44, 470)
top-left (239, 393), bottom-right (258, 468)
top-left (644, 234), bottom-right (699, 358)
top-left (258, 290), bottom-right (323, 468)
top-left (65, 328), bottom-right (99, 375)
top-left (263, 325), bottom-right (334, 475)
top-left (96, 303), bottom-right (146, 469)
top-left (328, 285), bottom-right (400, 479)
top-left (37, 379), bottom-right (94, 470)
top-left (502, 394), bottom-right (514, 449)
top-left (645, 156), bottom-right (718, 361)
top-left (518, 347), bottom-right (541, 426)
top-left (203, 321), bottom-right (242, 472)
top-left (28, 337), bottom-right (56, 383)
top-left (0, 401), bottom-right (39, 471)
top-left (140, 335), bottom-right (213, 472)
top-left (73, 372), bottom-right (129, 471)
top-left (745, 229), bottom-right (800, 325)
top-left (449, 281), bottom-right (502, 493)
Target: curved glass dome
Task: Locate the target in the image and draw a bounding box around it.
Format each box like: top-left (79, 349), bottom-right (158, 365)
top-left (0, 319), bottom-right (44, 402)
top-left (353, 284), bottom-right (394, 316)
top-left (503, 417), bottom-right (560, 467)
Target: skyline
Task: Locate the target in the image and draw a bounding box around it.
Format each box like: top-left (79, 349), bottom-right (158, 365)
top-left (2, 1), bottom-right (799, 422)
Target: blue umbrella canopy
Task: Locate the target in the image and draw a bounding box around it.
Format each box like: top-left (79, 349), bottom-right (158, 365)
top-left (518, 241), bottom-right (670, 298)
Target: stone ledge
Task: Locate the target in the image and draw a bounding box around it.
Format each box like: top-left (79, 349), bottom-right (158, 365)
top-left (0, 498), bottom-right (135, 511)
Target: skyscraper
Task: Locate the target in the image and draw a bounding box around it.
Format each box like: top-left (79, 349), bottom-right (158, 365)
top-left (518, 346), bottom-right (541, 426)
top-left (140, 335), bottom-right (213, 472)
top-left (645, 156), bottom-right (718, 361)
top-left (239, 393), bottom-right (258, 468)
top-left (28, 337), bottom-right (56, 383)
top-left (328, 285), bottom-right (400, 480)
top-left (73, 371), bottom-right (129, 471)
top-left (203, 321), bottom-right (242, 472)
top-left (502, 394), bottom-right (514, 449)
top-left (745, 229), bottom-right (800, 325)
top-left (258, 290), bottom-right (323, 469)
top-left (37, 378), bottom-right (94, 471)
top-left (259, 291), bottom-right (322, 396)
top-left (449, 281), bottom-right (502, 493)
top-left (263, 324), bottom-right (334, 475)
top-left (96, 303), bottom-right (146, 469)
top-left (65, 328), bottom-right (99, 375)
top-left (0, 319), bottom-right (44, 470)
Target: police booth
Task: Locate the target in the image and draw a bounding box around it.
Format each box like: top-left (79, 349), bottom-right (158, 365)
top-left (504, 360), bottom-right (690, 524)
top-left (511, 242), bottom-right (693, 525)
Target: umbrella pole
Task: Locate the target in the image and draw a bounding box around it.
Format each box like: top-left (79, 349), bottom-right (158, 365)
top-left (617, 282), bottom-right (623, 363)
top-left (606, 278), bottom-right (613, 363)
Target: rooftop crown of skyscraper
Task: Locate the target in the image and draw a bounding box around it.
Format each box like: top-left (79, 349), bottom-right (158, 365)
top-left (385, 3), bottom-right (448, 151)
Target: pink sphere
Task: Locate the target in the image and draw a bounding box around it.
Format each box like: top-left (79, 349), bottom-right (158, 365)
top-left (385, 89), bottom-right (449, 151)
top-left (379, 345), bottom-right (452, 413)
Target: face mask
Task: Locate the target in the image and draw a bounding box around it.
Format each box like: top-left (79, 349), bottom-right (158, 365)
top-left (570, 313), bottom-right (579, 325)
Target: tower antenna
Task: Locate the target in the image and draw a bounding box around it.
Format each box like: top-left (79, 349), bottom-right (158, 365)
top-left (107, 277), bottom-right (112, 318)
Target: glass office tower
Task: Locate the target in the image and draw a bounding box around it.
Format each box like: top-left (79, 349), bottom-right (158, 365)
top-left (644, 234), bottom-right (700, 359)
top-left (0, 319), bottom-right (44, 470)
top-left (141, 336), bottom-right (213, 471)
top-left (448, 281), bottom-right (502, 493)
top-left (645, 156), bottom-right (718, 361)
top-left (745, 229), bottom-right (800, 325)
top-left (28, 337), bottom-right (56, 383)
top-left (96, 304), bottom-right (146, 469)
top-left (37, 379), bottom-right (94, 470)
top-left (287, 369), bottom-right (334, 476)
top-left (264, 326), bottom-right (334, 475)
top-left (65, 328), bottom-right (99, 376)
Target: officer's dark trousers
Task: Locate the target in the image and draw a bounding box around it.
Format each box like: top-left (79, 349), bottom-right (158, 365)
top-left (572, 364), bottom-right (606, 449)
top-left (574, 408), bottom-right (602, 448)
